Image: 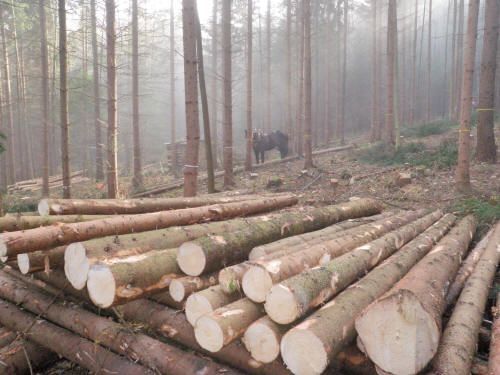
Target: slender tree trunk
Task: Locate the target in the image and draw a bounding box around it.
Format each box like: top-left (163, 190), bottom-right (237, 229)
top-left (371, 0), bottom-right (378, 141)
top-left (443, 0), bottom-right (451, 118)
top-left (222, 0), bottom-right (233, 188)
top-left (426, 0), bottom-right (432, 122)
top-left (90, 0), bottom-right (103, 181)
top-left (0, 6), bottom-right (16, 184)
top-left (170, 0), bottom-right (178, 176)
top-left (39, 0), bottom-right (50, 197)
top-left (58, 0), bottom-right (71, 198)
top-left (245, 0), bottom-right (253, 171)
top-left (385, 0), bottom-right (396, 145)
top-left (449, 0), bottom-right (457, 119)
top-left (303, 0), bottom-right (313, 168)
top-left (455, 0), bottom-right (480, 193)
top-left (182, 0), bottom-right (200, 197)
top-left (296, 0), bottom-right (304, 156)
top-left (106, 0), bottom-right (118, 198)
top-left (286, 0), bottom-right (293, 150)
top-left (339, 0), bottom-right (347, 145)
top-left (210, 0), bottom-right (219, 169)
top-left (131, 0), bottom-right (143, 190)
top-left (195, 5), bottom-right (215, 194)
top-left (476, 0), bottom-right (498, 163)
top-left (265, 0), bottom-right (271, 133)
top-left (454, 0), bottom-right (465, 121)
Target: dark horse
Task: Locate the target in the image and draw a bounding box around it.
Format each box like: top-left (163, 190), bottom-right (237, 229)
top-left (246, 130), bottom-right (289, 164)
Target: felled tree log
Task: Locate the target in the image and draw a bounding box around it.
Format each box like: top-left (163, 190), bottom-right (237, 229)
top-left (169, 273), bottom-right (218, 302)
top-left (0, 339), bottom-right (57, 373)
top-left (185, 285), bottom-right (241, 326)
top-left (177, 198), bottom-right (383, 276)
top-left (0, 327), bottom-right (16, 348)
top-left (0, 271), bottom-right (238, 375)
top-left (219, 212), bottom-right (394, 293)
top-left (38, 195), bottom-right (275, 215)
top-left (489, 292), bottom-right (500, 375)
top-left (0, 299), bottom-right (150, 374)
top-left (195, 298), bottom-right (264, 352)
top-left (17, 246), bottom-right (65, 274)
top-left (265, 210), bottom-right (443, 324)
top-left (243, 316), bottom-right (289, 363)
top-left (33, 270), bottom-right (91, 302)
top-left (0, 195), bottom-right (298, 257)
top-left (355, 216), bottom-right (477, 375)
top-left (430, 222), bottom-right (500, 375)
top-left (279, 214), bottom-right (456, 375)
top-left (86, 248), bottom-right (180, 308)
top-left (242, 210), bottom-right (426, 302)
top-left (445, 227), bottom-right (494, 307)
top-left (0, 214), bottom-right (109, 232)
top-left (118, 299), bottom-right (290, 375)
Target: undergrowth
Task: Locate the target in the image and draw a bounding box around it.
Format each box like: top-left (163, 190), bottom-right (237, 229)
top-left (452, 197), bottom-right (500, 226)
top-left (401, 120), bottom-right (457, 138)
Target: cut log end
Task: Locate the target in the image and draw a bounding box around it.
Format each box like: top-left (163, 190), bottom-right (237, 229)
top-left (265, 284), bottom-right (299, 324)
top-left (17, 254), bottom-right (30, 274)
top-left (169, 279), bottom-right (186, 302)
top-left (281, 328), bottom-right (328, 375)
top-left (243, 320), bottom-right (281, 363)
top-left (87, 264), bottom-right (116, 308)
top-left (194, 315), bottom-right (224, 352)
top-left (0, 236), bottom-right (7, 259)
top-left (37, 199), bottom-right (50, 216)
top-left (355, 290), bottom-right (440, 375)
top-left (242, 266), bottom-right (273, 303)
top-left (177, 242), bottom-right (206, 276)
top-left (185, 293), bottom-right (213, 326)
top-left (64, 242), bottom-right (89, 290)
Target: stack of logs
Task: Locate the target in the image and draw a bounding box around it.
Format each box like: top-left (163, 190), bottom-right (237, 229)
top-left (0, 194), bottom-right (498, 375)
top-left (6, 170), bottom-right (89, 194)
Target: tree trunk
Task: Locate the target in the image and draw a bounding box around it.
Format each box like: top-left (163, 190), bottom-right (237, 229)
top-left (0, 271), bottom-right (231, 375)
top-left (0, 195), bottom-right (297, 258)
top-left (303, 0), bottom-right (313, 168)
top-left (454, 0), bottom-right (465, 121)
top-left (39, 196), bottom-right (270, 215)
top-left (170, 0), bottom-right (178, 176)
top-left (489, 293), bottom-right (500, 375)
top-left (445, 227), bottom-right (494, 307)
top-left (182, 0), bottom-right (200, 196)
top-left (0, 339), bottom-right (57, 373)
top-left (131, 0), bottom-right (143, 191)
top-left (87, 248), bottom-right (180, 308)
top-left (245, 0), bottom-right (253, 171)
top-left (38, 1), bottom-right (51, 195)
top-left (177, 198), bottom-right (381, 277)
top-left (58, 0), bottom-right (71, 198)
top-left (265, 210), bottom-right (442, 325)
top-left (185, 285), bottom-right (240, 326)
top-left (119, 298), bottom-right (289, 375)
top-left (265, 0), bottom-right (271, 134)
top-left (449, 0), bottom-right (457, 119)
top-left (476, 0), bottom-right (499, 163)
top-left (426, 0), bottom-right (432, 122)
top-left (371, 0), bottom-right (378, 141)
top-left (195, 297), bottom-right (263, 352)
top-left (210, 0), bottom-right (219, 169)
top-left (0, 327), bottom-right (16, 348)
top-left (410, 0), bottom-right (418, 125)
top-left (0, 214), bottom-right (107, 232)
top-left (90, 0), bottom-right (103, 180)
top-left (222, 0), bottom-right (233, 188)
top-left (169, 273), bottom-right (218, 302)
top-left (242, 210), bottom-right (424, 303)
top-left (17, 246), bottom-right (66, 274)
top-left (106, 0), bottom-right (118, 198)
top-left (243, 315), bottom-right (288, 364)
top-left (385, 0), bottom-right (396, 145)
top-left (296, 0), bottom-right (304, 156)
top-left (0, 299), bottom-right (149, 374)
top-left (195, 5), bottom-right (215, 194)
top-left (286, 0), bottom-right (293, 151)
top-left (431, 222), bottom-right (500, 375)
top-left (355, 216), bottom-right (476, 375)
top-left (455, 0), bottom-right (480, 192)
top-left (279, 213), bottom-right (456, 375)
top-left (339, 0), bottom-right (347, 145)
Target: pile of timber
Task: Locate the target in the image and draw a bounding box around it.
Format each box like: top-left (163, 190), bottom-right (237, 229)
top-left (0, 193), bottom-right (498, 375)
top-left (7, 170), bottom-right (88, 194)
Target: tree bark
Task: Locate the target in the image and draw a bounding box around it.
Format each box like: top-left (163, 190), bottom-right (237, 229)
top-left (430, 222), bottom-right (500, 375)
top-left (185, 285), bottom-right (240, 326)
top-left (371, 0), bottom-right (378, 141)
top-left (243, 210), bottom-right (425, 303)
top-left (210, 0), bottom-right (219, 169)
top-left (0, 214), bottom-right (108, 232)
top-left (106, 0), bottom-right (118, 198)
top-left (454, 0), bottom-right (465, 121)
top-left (195, 297), bottom-right (263, 352)
top-left (17, 246), bottom-right (66, 274)
top-left (455, 0), bottom-right (480, 192)
top-left (489, 293), bottom-right (500, 375)
top-left (449, 0), bottom-right (457, 118)
top-left (222, 0), bottom-right (233, 188)
top-left (355, 216), bottom-right (476, 375)
top-left (169, 273), bottom-right (218, 302)
top-left (119, 298), bottom-right (289, 375)
top-left (286, 0), bottom-right (293, 151)
top-left (426, 0), bottom-right (433, 122)
top-left (177, 198), bottom-right (381, 277)
top-left (182, 0), bottom-right (200, 196)
top-left (296, 0), bottom-right (304, 156)
top-left (476, 0), bottom-right (499, 163)
top-left (339, 0), bottom-right (347, 145)
top-left (245, 0), bottom-right (253, 171)
top-left (0, 339), bottom-right (57, 373)
top-left (279, 214), bottom-right (456, 375)
top-left (0, 271), bottom-right (232, 375)
top-left (303, 0), bottom-right (313, 168)
top-left (131, 0), bottom-right (143, 191)
top-left (170, 0), bottom-right (178, 176)
top-left (0, 195), bottom-right (298, 257)
top-left (0, 299), bottom-right (150, 374)
top-left (265, 0), bottom-right (271, 134)
top-left (265, 210), bottom-right (442, 325)
top-left (385, 0), bottom-right (396, 145)
top-left (0, 327), bottom-right (16, 348)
